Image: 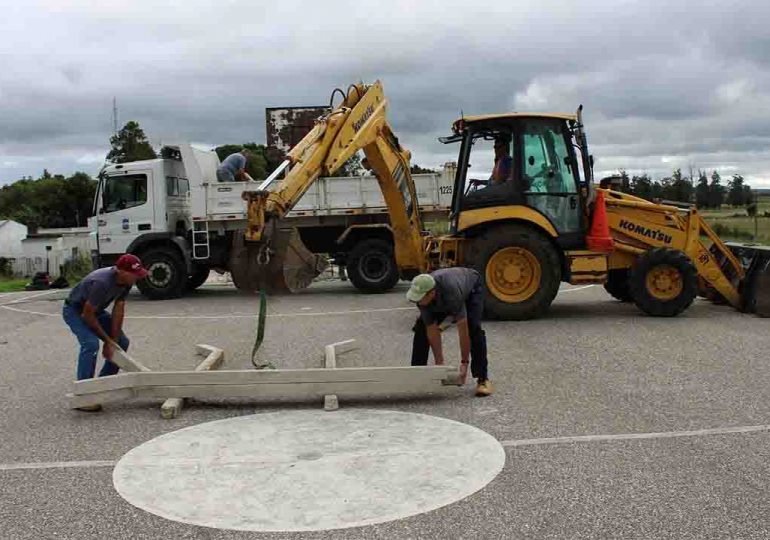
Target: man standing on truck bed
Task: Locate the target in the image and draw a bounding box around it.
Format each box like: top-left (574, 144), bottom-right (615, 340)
top-left (217, 149), bottom-right (255, 182)
top-left (407, 268), bottom-right (493, 397)
top-left (62, 254), bottom-right (147, 411)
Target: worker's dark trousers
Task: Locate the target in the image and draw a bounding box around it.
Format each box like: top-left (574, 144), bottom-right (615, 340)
top-left (411, 284), bottom-right (488, 380)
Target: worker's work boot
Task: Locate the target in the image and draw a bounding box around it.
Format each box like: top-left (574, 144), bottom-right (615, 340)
top-left (75, 404), bottom-right (102, 412)
top-left (475, 379), bottom-right (493, 397)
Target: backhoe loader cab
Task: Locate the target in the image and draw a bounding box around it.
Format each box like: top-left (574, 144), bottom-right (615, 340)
top-left (445, 113), bottom-right (591, 246)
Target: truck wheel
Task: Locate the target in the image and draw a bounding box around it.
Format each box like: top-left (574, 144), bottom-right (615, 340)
top-left (604, 268), bottom-right (632, 302)
top-left (473, 224), bottom-right (561, 320)
top-left (186, 265), bottom-right (210, 291)
top-left (136, 248), bottom-right (187, 300)
top-left (346, 239), bottom-right (399, 293)
top-left (629, 248), bottom-right (697, 316)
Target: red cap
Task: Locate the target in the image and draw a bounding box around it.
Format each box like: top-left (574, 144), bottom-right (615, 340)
top-left (116, 254), bottom-right (148, 278)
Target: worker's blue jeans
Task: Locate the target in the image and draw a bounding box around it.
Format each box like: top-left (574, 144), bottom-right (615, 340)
top-left (410, 283), bottom-right (488, 380)
top-left (62, 304), bottom-right (129, 380)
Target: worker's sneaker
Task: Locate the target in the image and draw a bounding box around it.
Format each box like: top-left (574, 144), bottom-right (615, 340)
top-left (475, 379), bottom-right (493, 397)
top-left (75, 404), bottom-right (102, 412)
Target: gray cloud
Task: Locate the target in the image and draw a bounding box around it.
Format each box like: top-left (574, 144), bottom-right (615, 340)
top-left (1, 0), bottom-right (770, 186)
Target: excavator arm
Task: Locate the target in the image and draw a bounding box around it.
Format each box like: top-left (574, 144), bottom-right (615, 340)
top-left (236, 81), bottom-right (427, 292)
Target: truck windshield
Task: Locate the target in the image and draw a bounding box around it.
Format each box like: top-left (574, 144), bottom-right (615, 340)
top-left (103, 174), bottom-right (148, 213)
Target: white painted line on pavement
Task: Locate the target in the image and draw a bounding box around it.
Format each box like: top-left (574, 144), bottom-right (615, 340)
top-left (128, 306), bottom-right (416, 320)
top-left (1, 303), bottom-right (416, 319)
top-left (501, 423), bottom-right (770, 448)
top-left (0, 288), bottom-right (62, 306)
top-left (0, 460), bottom-right (116, 472)
top-left (558, 284), bottom-right (594, 293)
top-left (0, 304), bottom-right (57, 317)
top-left (1, 284), bottom-right (594, 319)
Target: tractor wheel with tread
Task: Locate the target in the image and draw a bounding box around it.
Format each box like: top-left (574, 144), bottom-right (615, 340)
top-left (346, 239), bottom-right (399, 293)
top-left (604, 268), bottom-right (633, 302)
top-left (473, 225), bottom-right (561, 320)
top-left (629, 248), bottom-right (697, 317)
top-left (136, 248), bottom-right (187, 300)
top-left (186, 265), bottom-right (210, 291)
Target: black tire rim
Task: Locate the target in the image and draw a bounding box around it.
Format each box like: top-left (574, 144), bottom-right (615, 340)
top-left (147, 261), bottom-right (173, 288)
top-left (359, 253), bottom-right (388, 283)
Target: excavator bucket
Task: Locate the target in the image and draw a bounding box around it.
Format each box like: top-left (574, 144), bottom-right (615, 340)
top-left (726, 243), bottom-right (770, 316)
top-left (229, 228), bottom-right (328, 294)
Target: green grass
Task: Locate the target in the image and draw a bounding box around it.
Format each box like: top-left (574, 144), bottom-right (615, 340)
top-left (699, 196), bottom-right (770, 244)
top-left (0, 278), bottom-right (28, 293)
top-left (424, 220), bottom-right (450, 236)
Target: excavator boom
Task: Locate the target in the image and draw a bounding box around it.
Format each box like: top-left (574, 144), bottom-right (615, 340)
top-left (237, 81), bottom-right (427, 292)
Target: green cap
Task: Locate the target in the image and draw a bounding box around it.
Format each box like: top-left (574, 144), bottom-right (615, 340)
top-left (406, 274), bottom-right (436, 303)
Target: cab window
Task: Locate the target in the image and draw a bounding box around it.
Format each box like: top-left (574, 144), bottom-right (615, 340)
top-left (522, 121), bottom-right (577, 194)
top-left (103, 174), bottom-right (147, 213)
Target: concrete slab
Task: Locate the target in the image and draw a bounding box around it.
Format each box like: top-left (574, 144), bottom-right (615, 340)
top-left (112, 409), bottom-right (506, 532)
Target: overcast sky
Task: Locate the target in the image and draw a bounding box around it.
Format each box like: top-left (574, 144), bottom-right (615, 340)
top-left (2, 0), bottom-right (770, 187)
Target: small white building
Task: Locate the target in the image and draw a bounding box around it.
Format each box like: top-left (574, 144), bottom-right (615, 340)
top-left (13, 227), bottom-right (93, 277)
top-left (0, 220), bottom-right (28, 259)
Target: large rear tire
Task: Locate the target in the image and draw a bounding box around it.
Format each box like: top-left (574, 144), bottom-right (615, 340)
top-left (346, 239), bottom-right (400, 293)
top-left (472, 224), bottom-right (561, 320)
top-left (136, 248), bottom-right (187, 300)
top-left (604, 268), bottom-right (633, 302)
top-left (629, 248), bottom-right (697, 316)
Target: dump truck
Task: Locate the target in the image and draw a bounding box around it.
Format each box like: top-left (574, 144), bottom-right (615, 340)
top-left (89, 148), bottom-right (454, 299)
top-left (234, 80), bottom-right (769, 319)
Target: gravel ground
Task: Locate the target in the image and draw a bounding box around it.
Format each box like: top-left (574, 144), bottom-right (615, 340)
top-left (1, 281), bottom-right (769, 539)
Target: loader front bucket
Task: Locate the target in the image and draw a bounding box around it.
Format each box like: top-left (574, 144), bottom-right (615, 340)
top-left (727, 243), bottom-right (770, 316)
top-left (229, 228), bottom-right (328, 294)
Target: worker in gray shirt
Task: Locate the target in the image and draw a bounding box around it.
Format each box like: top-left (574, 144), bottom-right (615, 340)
top-left (216, 149), bottom-right (255, 182)
top-left (406, 267), bottom-right (493, 396)
top-left (62, 254), bottom-right (147, 411)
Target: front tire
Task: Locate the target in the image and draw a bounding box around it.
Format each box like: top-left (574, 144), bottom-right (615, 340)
top-left (472, 224), bottom-right (561, 320)
top-left (346, 239), bottom-right (399, 293)
top-left (629, 248), bottom-right (697, 316)
top-left (136, 248), bottom-right (187, 300)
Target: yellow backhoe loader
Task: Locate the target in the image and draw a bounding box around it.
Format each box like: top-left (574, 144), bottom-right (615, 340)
top-left (238, 80), bottom-right (768, 319)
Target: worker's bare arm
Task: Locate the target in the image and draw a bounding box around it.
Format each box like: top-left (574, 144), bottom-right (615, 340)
top-left (425, 323), bottom-right (445, 365)
top-left (111, 300), bottom-right (126, 342)
top-left (456, 317), bottom-right (470, 383)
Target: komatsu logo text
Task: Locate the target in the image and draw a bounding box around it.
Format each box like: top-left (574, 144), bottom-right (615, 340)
top-left (618, 219), bottom-right (672, 244)
top-left (352, 105), bottom-right (375, 132)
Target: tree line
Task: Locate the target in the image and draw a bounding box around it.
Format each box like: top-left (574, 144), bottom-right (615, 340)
top-left (615, 168), bottom-right (756, 213)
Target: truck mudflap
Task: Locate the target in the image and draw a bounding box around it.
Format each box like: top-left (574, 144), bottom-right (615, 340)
top-left (725, 243), bottom-right (770, 316)
top-left (230, 228), bottom-right (328, 294)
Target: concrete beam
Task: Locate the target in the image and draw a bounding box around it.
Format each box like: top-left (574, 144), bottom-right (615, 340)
top-left (67, 365), bottom-right (455, 409)
top-left (110, 344), bottom-right (152, 373)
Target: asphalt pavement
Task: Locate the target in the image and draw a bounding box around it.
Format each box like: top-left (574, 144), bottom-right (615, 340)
top-left (1, 280), bottom-right (769, 539)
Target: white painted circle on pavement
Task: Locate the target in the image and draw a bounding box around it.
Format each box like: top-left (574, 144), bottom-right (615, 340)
top-left (113, 409), bottom-right (505, 532)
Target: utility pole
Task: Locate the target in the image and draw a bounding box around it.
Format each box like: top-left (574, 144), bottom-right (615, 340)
top-left (754, 189), bottom-right (759, 242)
top-left (112, 97), bottom-right (119, 136)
